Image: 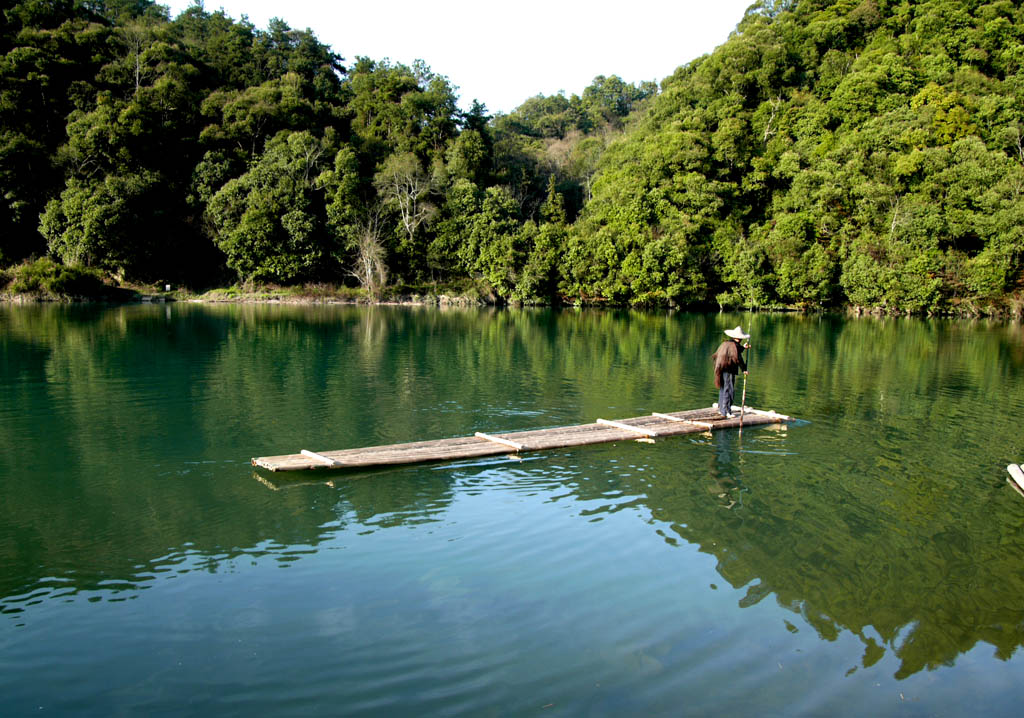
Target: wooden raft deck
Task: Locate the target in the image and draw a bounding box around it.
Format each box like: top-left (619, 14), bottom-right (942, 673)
top-left (252, 405), bottom-right (793, 473)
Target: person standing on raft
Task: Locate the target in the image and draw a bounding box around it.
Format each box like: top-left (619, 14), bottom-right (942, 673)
top-left (712, 326), bottom-right (750, 418)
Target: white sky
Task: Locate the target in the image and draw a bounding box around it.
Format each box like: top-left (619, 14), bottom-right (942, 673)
top-left (162, 0), bottom-right (753, 115)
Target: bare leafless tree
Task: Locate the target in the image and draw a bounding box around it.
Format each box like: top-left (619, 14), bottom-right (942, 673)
top-left (119, 20), bottom-right (154, 96)
top-left (763, 95), bottom-right (783, 143)
top-left (349, 209), bottom-right (388, 299)
top-left (373, 152), bottom-right (436, 247)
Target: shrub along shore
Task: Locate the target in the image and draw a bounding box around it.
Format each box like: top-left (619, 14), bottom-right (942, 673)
top-left (4, 257), bottom-right (1022, 318)
top-left (0, 259), bottom-right (483, 306)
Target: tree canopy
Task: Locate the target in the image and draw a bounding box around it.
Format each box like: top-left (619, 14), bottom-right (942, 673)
top-left (3, 0), bottom-right (1024, 313)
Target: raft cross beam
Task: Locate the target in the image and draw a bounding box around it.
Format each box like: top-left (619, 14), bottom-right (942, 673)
top-left (596, 418), bottom-right (659, 437)
top-left (475, 432), bottom-right (527, 451)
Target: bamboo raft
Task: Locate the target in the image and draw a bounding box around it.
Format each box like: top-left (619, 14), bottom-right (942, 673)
top-left (251, 405), bottom-right (794, 473)
top-left (1007, 464), bottom-right (1024, 498)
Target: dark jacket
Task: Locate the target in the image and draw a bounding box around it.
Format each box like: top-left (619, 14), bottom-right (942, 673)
top-left (712, 340), bottom-right (746, 388)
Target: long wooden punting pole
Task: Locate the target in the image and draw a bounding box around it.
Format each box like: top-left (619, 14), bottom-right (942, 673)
top-left (252, 406), bottom-right (795, 473)
top-left (740, 340), bottom-right (751, 430)
top-left (739, 373), bottom-right (748, 431)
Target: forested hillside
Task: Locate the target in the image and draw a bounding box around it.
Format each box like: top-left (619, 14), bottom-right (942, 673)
top-left (2, 0), bottom-right (1023, 313)
top-left (571, 0), bottom-right (1024, 313)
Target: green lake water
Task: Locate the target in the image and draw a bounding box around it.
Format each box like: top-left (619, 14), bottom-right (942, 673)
top-left (2, 303), bottom-right (1024, 716)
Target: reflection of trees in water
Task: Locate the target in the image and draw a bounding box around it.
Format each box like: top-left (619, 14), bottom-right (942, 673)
top-left (738, 315), bottom-right (1024, 679)
top-left (575, 419), bottom-right (1024, 681)
top-left (4, 304), bottom-right (1024, 680)
top-left (0, 304), bottom-right (459, 615)
top-left (0, 461), bottom-right (458, 617)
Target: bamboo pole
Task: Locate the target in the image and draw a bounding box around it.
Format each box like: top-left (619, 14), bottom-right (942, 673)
top-left (596, 418), bottom-right (659, 437)
top-left (474, 432), bottom-right (526, 451)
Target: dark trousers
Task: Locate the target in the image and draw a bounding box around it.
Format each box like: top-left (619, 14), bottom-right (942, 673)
top-left (719, 372), bottom-right (735, 416)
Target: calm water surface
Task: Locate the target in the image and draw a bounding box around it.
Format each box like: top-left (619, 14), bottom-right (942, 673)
top-left (2, 304), bottom-right (1024, 716)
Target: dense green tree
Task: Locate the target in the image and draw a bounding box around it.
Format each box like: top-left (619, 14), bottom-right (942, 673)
top-left (320, 144), bottom-right (362, 250)
top-left (515, 178), bottom-right (568, 303)
top-left (345, 58), bottom-right (458, 167)
top-left (206, 130), bottom-right (339, 282)
top-left (461, 185), bottom-right (527, 297)
top-left (580, 74), bottom-right (658, 129)
top-left (40, 170), bottom-right (167, 277)
top-left (445, 128), bottom-right (490, 185)
top-left (429, 178), bottom-right (482, 282)
top-left (0, 1), bottom-right (114, 262)
top-left (170, 6), bottom-right (261, 89)
top-left (199, 72), bottom-right (318, 157)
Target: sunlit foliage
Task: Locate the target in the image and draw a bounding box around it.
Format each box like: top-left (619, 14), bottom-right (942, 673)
top-left (3, 0), bottom-right (1024, 312)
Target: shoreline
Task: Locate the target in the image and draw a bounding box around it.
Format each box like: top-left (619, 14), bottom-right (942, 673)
top-left (3, 291), bottom-right (1023, 320)
top-left (0, 290), bottom-right (488, 307)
